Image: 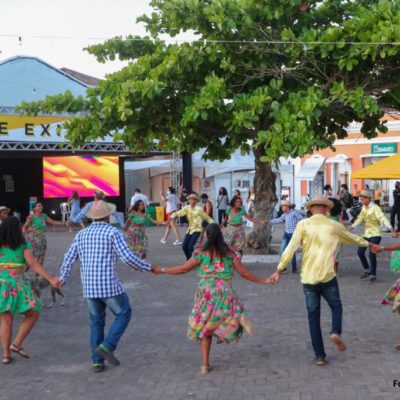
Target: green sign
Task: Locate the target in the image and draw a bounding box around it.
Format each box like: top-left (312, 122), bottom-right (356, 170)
top-left (371, 143), bottom-right (397, 154)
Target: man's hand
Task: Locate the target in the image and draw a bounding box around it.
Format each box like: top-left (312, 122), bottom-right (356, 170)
top-left (269, 270), bottom-right (283, 285)
top-left (371, 244), bottom-right (383, 254)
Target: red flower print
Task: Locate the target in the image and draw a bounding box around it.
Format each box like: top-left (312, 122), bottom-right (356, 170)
top-left (10, 288), bottom-right (18, 297)
top-left (214, 261), bottom-right (224, 272)
top-left (2, 290), bottom-right (8, 298)
top-left (194, 312), bottom-right (202, 324)
top-left (206, 303), bottom-right (214, 313)
top-left (215, 279), bottom-right (225, 288)
top-left (30, 300), bottom-right (36, 308)
top-left (9, 270), bottom-right (19, 278)
top-left (203, 290), bottom-right (212, 302)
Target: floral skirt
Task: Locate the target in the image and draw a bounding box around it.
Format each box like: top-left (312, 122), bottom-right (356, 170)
top-left (126, 225), bottom-right (149, 258)
top-left (223, 225), bottom-right (245, 250)
top-left (382, 277), bottom-right (400, 315)
top-left (25, 231), bottom-right (47, 264)
top-left (187, 278), bottom-right (245, 343)
top-left (0, 269), bottom-right (42, 314)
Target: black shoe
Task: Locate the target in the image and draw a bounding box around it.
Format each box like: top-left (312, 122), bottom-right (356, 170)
top-left (92, 363), bottom-right (105, 373)
top-left (292, 269), bottom-right (298, 274)
top-left (368, 276), bottom-right (377, 284)
top-left (314, 356), bottom-right (326, 366)
top-left (95, 345), bottom-right (120, 366)
top-left (360, 272), bottom-right (370, 280)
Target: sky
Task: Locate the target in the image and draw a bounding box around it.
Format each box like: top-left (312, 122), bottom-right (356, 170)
top-left (0, 0), bottom-right (158, 78)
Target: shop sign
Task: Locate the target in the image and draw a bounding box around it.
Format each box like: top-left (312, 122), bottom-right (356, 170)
top-left (371, 143), bottom-right (397, 154)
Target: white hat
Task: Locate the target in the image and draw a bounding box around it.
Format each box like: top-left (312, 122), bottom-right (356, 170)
top-left (305, 196), bottom-right (333, 210)
top-left (85, 201), bottom-right (116, 219)
top-left (358, 190), bottom-right (372, 199)
top-left (0, 206), bottom-right (10, 213)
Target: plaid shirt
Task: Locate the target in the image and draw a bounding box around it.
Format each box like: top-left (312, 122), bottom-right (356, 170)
top-left (60, 222), bottom-right (151, 298)
top-left (71, 201), bottom-right (125, 228)
top-left (270, 210), bottom-right (304, 234)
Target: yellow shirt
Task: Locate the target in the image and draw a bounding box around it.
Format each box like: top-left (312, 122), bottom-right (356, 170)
top-left (277, 214), bottom-right (368, 285)
top-left (171, 205), bottom-right (214, 234)
top-left (352, 203), bottom-right (391, 238)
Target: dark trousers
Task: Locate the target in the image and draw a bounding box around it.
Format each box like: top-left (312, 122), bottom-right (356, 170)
top-left (390, 206), bottom-right (400, 231)
top-left (357, 236), bottom-right (381, 277)
top-left (218, 209), bottom-right (227, 225)
top-left (303, 278), bottom-right (342, 359)
top-left (182, 232), bottom-right (201, 259)
top-left (279, 232), bottom-right (296, 271)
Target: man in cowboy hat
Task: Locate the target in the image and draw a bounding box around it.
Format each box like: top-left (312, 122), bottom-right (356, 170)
top-left (350, 189), bottom-right (396, 283)
top-left (0, 206), bottom-right (10, 224)
top-left (270, 200), bottom-right (303, 273)
top-left (59, 200), bottom-right (159, 372)
top-left (269, 196), bottom-right (370, 366)
top-left (170, 193), bottom-right (214, 259)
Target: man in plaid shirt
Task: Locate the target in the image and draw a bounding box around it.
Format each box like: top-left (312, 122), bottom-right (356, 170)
top-left (60, 200), bottom-right (157, 372)
top-left (270, 200), bottom-right (304, 273)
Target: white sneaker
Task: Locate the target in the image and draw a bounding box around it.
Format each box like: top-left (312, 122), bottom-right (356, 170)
top-left (160, 239), bottom-right (167, 244)
top-left (173, 240), bottom-right (182, 245)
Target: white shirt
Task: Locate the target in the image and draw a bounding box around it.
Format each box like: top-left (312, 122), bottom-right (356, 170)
top-left (165, 193), bottom-right (179, 214)
top-left (130, 193), bottom-right (149, 207)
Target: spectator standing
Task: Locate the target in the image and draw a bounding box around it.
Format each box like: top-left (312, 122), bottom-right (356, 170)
top-left (391, 181), bottom-right (400, 232)
top-left (130, 189), bottom-right (149, 208)
top-left (338, 184), bottom-right (352, 221)
top-left (216, 187), bottom-right (229, 225)
top-left (323, 184), bottom-right (333, 199)
top-left (0, 206), bottom-right (10, 224)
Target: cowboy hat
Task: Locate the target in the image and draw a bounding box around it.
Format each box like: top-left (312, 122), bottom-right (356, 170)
top-left (0, 206), bottom-right (10, 213)
top-left (358, 190), bottom-right (372, 199)
top-left (85, 201), bottom-right (116, 219)
top-left (305, 196), bottom-right (333, 210)
top-left (94, 190), bottom-right (106, 199)
top-left (280, 200), bottom-right (291, 207)
top-left (187, 194), bottom-right (200, 201)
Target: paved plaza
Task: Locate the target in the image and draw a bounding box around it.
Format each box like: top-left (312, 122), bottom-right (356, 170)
top-left (2, 224), bottom-right (400, 400)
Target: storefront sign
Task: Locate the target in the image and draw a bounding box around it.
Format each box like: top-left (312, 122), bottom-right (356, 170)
top-left (371, 143), bottom-right (397, 154)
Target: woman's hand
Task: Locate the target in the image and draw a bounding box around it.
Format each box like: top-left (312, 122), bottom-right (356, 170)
top-left (151, 266), bottom-right (162, 275)
top-left (371, 244), bottom-right (383, 254)
top-left (264, 277), bottom-right (274, 284)
top-left (49, 276), bottom-right (63, 288)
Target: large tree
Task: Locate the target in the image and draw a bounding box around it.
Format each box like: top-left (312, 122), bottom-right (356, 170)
top-left (20, 0), bottom-right (400, 251)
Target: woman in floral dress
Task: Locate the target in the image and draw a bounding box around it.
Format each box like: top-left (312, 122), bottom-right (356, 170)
top-left (125, 200), bottom-right (162, 259)
top-left (23, 201), bottom-right (66, 265)
top-left (221, 196), bottom-right (267, 256)
top-left (155, 223), bottom-right (271, 374)
top-left (0, 217), bottom-right (60, 364)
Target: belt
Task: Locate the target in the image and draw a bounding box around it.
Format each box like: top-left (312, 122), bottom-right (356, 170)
top-left (0, 263), bottom-right (26, 271)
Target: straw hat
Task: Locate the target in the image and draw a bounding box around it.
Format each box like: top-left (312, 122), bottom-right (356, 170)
top-left (85, 201), bottom-right (116, 219)
top-left (358, 190), bottom-right (372, 199)
top-left (0, 206), bottom-right (10, 213)
top-left (280, 200), bottom-right (291, 207)
top-left (187, 194), bottom-right (200, 201)
top-left (305, 196), bottom-right (333, 210)
top-left (94, 190), bottom-right (106, 199)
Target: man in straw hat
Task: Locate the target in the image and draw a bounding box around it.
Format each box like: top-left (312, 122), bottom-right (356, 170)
top-left (0, 205), bottom-right (10, 224)
top-left (70, 191), bottom-right (125, 228)
top-left (269, 196), bottom-right (371, 366)
top-left (59, 200), bottom-right (159, 372)
top-left (350, 189), bottom-right (396, 284)
top-left (170, 193), bottom-right (214, 259)
top-left (270, 200), bottom-right (303, 273)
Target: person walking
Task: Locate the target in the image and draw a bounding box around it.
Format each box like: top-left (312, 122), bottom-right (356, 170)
top-left (216, 187), bottom-right (229, 225)
top-left (130, 188), bottom-right (149, 208)
top-left (154, 223), bottom-right (272, 374)
top-left (351, 190), bottom-right (396, 283)
top-left (68, 191), bottom-right (85, 231)
top-left (338, 184), bottom-right (352, 221)
top-left (391, 181), bottom-right (400, 232)
top-left (323, 184), bottom-right (333, 199)
top-left (0, 217), bottom-right (60, 364)
top-left (160, 187), bottom-right (182, 245)
top-left (0, 206), bottom-right (10, 224)
top-left (59, 200), bottom-right (158, 372)
top-left (268, 196), bottom-right (370, 366)
top-left (269, 200), bottom-right (303, 273)
top-left (125, 200), bottom-right (162, 259)
top-left (221, 197), bottom-right (267, 257)
top-left (170, 194), bottom-right (214, 259)
top-left (23, 201), bottom-right (66, 265)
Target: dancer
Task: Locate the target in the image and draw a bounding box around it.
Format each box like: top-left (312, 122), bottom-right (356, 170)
top-left (154, 223), bottom-right (272, 374)
top-left (125, 200), bottom-right (162, 259)
top-left (269, 196), bottom-right (370, 366)
top-left (270, 200), bottom-right (303, 273)
top-left (0, 217), bottom-right (60, 364)
top-left (59, 200), bottom-right (158, 372)
top-left (216, 187), bottom-right (229, 225)
top-left (246, 187), bottom-right (256, 228)
top-left (350, 190), bottom-right (395, 283)
top-left (23, 201), bottom-right (66, 265)
top-left (328, 198), bottom-right (345, 275)
top-left (221, 197), bottom-right (267, 256)
top-left (68, 191), bottom-right (85, 231)
top-left (0, 206), bottom-right (10, 224)
top-left (170, 194), bottom-right (214, 259)
top-left (71, 191), bottom-right (125, 228)
top-left (160, 187), bottom-right (182, 245)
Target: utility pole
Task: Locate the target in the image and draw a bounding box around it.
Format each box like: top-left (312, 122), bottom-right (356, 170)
top-left (182, 151), bottom-right (193, 194)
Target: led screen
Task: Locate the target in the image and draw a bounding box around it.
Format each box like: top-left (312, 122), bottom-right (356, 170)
top-left (43, 156), bottom-right (120, 198)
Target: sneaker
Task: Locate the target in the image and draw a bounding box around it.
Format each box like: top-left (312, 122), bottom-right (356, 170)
top-left (160, 239), bottom-right (166, 244)
top-left (92, 363), bottom-right (105, 373)
top-left (173, 240), bottom-right (182, 245)
top-left (330, 334), bottom-right (347, 352)
top-left (95, 344), bottom-right (120, 366)
top-left (314, 356), bottom-right (326, 366)
top-left (360, 272), bottom-right (370, 280)
top-left (369, 276), bottom-right (377, 284)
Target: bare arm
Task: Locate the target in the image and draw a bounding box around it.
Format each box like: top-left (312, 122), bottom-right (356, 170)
top-left (160, 258), bottom-right (199, 275)
top-left (145, 213), bottom-right (161, 225)
top-left (233, 258), bottom-right (270, 284)
top-left (23, 216), bottom-right (32, 232)
top-left (46, 216), bottom-right (66, 226)
top-left (244, 213), bottom-right (267, 225)
top-left (24, 249), bottom-right (61, 287)
top-left (220, 213), bottom-right (228, 228)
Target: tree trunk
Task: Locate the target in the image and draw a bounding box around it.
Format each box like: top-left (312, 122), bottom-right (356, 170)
top-left (246, 147), bottom-right (277, 253)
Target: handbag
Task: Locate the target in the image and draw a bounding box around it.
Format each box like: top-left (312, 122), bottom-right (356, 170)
top-left (390, 250), bottom-right (400, 274)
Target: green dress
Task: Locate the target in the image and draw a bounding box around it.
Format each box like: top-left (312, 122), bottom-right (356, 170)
top-left (126, 212), bottom-right (149, 258)
top-left (222, 208), bottom-right (246, 250)
top-left (25, 213), bottom-right (48, 264)
top-left (187, 249), bottom-right (246, 343)
top-left (0, 243), bottom-right (42, 313)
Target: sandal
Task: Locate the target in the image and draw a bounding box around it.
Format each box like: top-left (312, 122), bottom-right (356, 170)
top-left (2, 356), bottom-right (12, 364)
top-left (200, 365), bottom-right (212, 375)
top-left (10, 344), bottom-right (30, 359)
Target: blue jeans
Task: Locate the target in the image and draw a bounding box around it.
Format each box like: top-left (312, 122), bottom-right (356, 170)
top-left (182, 232), bottom-right (201, 259)
top-left (357, 236), bottom-right (381, 277)
top-left (303, 278), bottom-right (342, 359)
top-left (280, 232), bottom-right (297, 271)
top-left (87, 292), bottom-right (132, 364)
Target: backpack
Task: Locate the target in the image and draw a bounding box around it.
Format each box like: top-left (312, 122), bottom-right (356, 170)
top-left (345, 193), bottom-right (353, 208)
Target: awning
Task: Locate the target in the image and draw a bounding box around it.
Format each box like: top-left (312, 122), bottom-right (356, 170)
top-left (360, 153), bottom-right (394, 159)
top-left (326, 154), bottom-right (351, 163)
top-left (296, 156), bottom-right (325, 181)
top-left (352, 153), bottom-right (400, 179)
